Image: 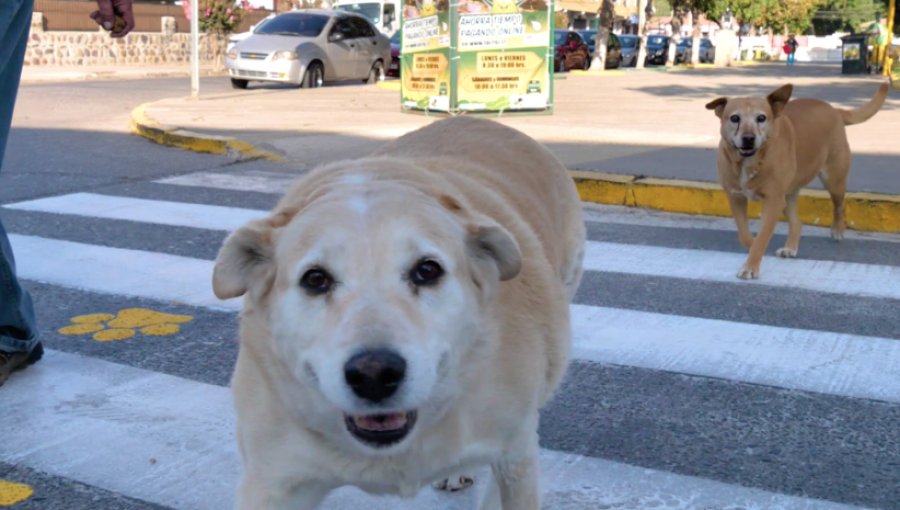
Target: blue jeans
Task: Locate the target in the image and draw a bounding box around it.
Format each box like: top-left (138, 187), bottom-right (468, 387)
top-left (787, 52), bottom-right (795, 65)
top-left (0, 0), bottom-right (38, 354)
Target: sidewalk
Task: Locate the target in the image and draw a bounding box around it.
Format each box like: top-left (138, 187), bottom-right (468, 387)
top-left (132, 62), bottom-right (900, 232)
top-left (21, 63), bottom-right (226, 84)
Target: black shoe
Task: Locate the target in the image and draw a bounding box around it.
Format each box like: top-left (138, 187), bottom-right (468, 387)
top-left (0, 342), bottom-right (43, 387)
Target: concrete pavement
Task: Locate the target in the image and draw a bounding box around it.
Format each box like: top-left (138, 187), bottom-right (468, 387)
top-left (20, 63), bottom-right (226, 84)
top-left (131, 63), bottom-right (900, 232)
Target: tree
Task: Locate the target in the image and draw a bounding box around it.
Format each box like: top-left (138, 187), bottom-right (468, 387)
top-left (184, 0), bottom-right (254, 70)
top-left (590, 0), bottom-right (615, 70)
top-left (814, 0), bottom-right (882, 34)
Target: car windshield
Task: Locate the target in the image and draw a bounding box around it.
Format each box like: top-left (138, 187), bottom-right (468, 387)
top-left (620, 36), bottom-right (637, 48)
top-left (647, 35), bottom-right (666, 45)
top-left (336, 3), bottom-right (382, 25)
top-left (255, 13), bottom-right (329, 36)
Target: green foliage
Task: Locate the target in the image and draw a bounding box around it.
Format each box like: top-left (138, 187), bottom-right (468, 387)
top-left (199, 0), bottom-right (253, 36)
top-left (814, 0), bottom-right (883, 34)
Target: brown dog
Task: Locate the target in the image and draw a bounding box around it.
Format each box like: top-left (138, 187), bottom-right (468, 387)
top-left (705, 81), bottom-right (889, 279)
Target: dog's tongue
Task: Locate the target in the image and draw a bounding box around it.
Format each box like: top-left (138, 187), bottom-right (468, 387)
top-left (352, 413), bottom-right (408, 432)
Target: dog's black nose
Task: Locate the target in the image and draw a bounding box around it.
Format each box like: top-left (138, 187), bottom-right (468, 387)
top-left (741, 136), bottom-right (756, 149)
top-left (344, 349), bottom-right (406, 403)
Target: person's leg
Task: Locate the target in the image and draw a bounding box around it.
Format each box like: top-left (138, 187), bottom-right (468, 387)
top-left (0, 0), bottom-right (42, 386)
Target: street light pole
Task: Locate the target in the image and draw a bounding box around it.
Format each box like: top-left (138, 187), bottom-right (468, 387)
top-left (191, 0), bottom-right (200, 98)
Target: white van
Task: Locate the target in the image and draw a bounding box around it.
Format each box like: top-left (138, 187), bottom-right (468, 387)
top-left (334, 0), bottom-right (400, 36)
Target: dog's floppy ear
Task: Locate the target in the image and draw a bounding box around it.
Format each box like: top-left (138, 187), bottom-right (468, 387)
top-left (705, 97), bottom-right (728, 118)
top-left (467, 223), bottom-right (521, 282)
top-left (767, 84), bottom-right (793, 117)
top-left (212, 218), bottom-right (277, 300)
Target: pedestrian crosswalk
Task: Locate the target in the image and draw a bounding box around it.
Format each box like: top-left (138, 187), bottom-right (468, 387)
top-left (1, 168), bottom-right (898, 510)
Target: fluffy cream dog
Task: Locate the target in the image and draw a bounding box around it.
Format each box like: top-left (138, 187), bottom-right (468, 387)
top-left (212, 116), bottom-right (585, 510)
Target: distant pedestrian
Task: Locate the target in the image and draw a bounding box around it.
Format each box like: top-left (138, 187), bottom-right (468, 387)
top-left (0, 0), bottom-right (134, 386)
top-left (783, 35), bottom-right (798, 66)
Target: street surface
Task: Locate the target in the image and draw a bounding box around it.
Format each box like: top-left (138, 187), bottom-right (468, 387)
top-left (0, 76), bottom-right (899, 509)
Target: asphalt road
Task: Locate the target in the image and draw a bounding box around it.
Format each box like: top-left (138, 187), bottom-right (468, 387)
top-left (1, 76), bottom-right (899, 510)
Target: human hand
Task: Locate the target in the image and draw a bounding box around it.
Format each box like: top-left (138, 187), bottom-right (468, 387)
top-left (90, 0), bottom-right (135, 38)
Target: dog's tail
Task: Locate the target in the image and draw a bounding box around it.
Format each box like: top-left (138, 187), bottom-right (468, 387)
top-left (840, 82), bottom-right (889, 126)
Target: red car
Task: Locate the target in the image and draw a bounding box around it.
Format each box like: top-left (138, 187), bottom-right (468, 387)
top-left (554, 29), bottom-right (591, 72)
top-left (387, 30), bottom-right (401, 78)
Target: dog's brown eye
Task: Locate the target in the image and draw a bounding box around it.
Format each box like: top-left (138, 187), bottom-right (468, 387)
top-left (756, 114), bottom-right (767, 123)
top-left (410, 259), bottom-right (444, 286)
top-left (729, 114), bottom-right (740, 123)
top-left (300, 268), bottom-right (333, 295)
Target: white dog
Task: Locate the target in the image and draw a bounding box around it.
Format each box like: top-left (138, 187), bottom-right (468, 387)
top-left (213, 116), bottom-right (585, 510)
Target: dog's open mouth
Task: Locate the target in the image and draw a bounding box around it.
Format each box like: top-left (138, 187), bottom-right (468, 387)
top-left (344, 410), bottom-right (417, 447)
top-left (738, 148), bottom-right (757, 157)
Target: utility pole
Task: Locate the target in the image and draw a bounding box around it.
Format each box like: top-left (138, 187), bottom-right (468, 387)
top-left (191, 0), bottom-right (200, 98)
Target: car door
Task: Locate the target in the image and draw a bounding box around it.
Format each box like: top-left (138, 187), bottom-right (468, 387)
top-left (350, 17), bottom-right (380, 77)
top-left (607, 34), bottom-right (621, 67)
top-left (326, 17), bottom-right (361, 80)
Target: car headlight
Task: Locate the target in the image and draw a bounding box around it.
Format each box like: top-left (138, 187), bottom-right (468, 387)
top-left (272, 50), bottom-right (299, 61)
top-left (227, 48), bottom-right (238, 60)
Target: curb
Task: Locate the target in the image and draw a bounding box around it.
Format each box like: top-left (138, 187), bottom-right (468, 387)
top-left (130, 103), bottom-right (284, 162)
top-left (22, 69), bottom-right (228, 84)
top-left (130, 103), bottom-right (900, 234)
top-left (571, 171), bottom-right (900, 233)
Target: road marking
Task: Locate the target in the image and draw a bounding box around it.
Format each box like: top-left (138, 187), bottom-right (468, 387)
top-left (570, 304), bottom-right (900, 404)
top-left (11, 234), bottom-right (899, 401)
top-left (9, 234), bottom-right (240, 311)
top-left (58, 308), bottom-right (193, 342)
top-left (156, 171), bottom-right (299, 194)
top-left (584, 241), bottom-right (900, 299)
top-left (3, 192), bottom-right (266, 232)
top-left (0, 350), bottom-right (864, 510)
top-left (0, 480), bottom-right (32, 506)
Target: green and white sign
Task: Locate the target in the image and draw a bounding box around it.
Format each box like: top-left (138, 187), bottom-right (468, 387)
top-left (401, 0), bottom-right (553, 114)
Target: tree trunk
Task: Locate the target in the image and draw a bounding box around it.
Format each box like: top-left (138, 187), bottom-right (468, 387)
top-left (590, 0), bottom-right (614, 71)
top-left (691, 8), bottom-right (701, 65)
top-left (636, 0), bottom-right (649, 69)
top-left (667, 3), bottom-right (682, 67)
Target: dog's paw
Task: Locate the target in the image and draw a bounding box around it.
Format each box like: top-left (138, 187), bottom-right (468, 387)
top-left (739, 234), bottom-right (754, 248)
top-left (775, 247), bottom-right (797, 258)
top-left (830, 229), bottom-right (844, 241)
top-left (433, 475), bottom-right (474, 492)
top-left (737, 266), bottom-right (759, 280)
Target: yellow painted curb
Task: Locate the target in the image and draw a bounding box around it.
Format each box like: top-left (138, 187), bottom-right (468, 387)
top-left (130, 103), bottom-right (284, 162)
top-left (571, 172), bottom-right (900, 233)
top-left (376, 80), bottom-right (401, 90)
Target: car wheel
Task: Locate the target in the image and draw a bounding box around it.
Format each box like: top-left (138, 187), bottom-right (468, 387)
top-left (301, 62), bottom-right (324, 89)
top-left (364, 60), bottom-right (385, 84)
top-left (230, 78), bottom-right (249, 90)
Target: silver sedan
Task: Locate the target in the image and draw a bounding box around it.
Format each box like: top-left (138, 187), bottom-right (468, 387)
top-left (226, 9), bottom-right (391, 89)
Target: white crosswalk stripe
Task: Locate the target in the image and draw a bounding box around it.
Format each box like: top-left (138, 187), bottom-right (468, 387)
top-left (2, 171), bottom-right (897, 509)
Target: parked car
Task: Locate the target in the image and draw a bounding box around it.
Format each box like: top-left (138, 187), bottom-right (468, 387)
top-left (676, 37), bottom-right (716, 63)
top-left (618, 34), bottom-right (638, 67)
top-left (227, 13), bottom-right (277, 51)
top-left (387, 29), bottom-right (401, 77)
top-left (645, 34), bottom-right (669, 65)
top-left (554, 30), bottom-right (591, 71)
top-left (225, 10), bottom-right (391, 89)
top-left (576, 30), bottom-right (623, 69)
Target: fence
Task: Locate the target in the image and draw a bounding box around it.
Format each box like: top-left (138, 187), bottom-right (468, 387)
top-left (33, 0), bottom-right (271, 33)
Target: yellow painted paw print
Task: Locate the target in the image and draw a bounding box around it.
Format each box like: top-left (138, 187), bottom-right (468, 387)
top-left (58, 308), bottom-right (193, 342)
top-left (0, 480), bottom-right (33, 506)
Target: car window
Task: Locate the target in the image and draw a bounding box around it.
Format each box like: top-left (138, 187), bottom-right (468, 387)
top-left (608, 34), bottom-right (619, 48)
top-left (350, 16), bottom-right (376, 37)
top-left (255, 13), bottom-right (330, 37)
top-left (620, 36), bottom-right (637, 48)
top-left (648, 35), bottom-right (667, 45)
top-left (335, 2), bottom-right (382, 25)
top-left (332, 18), bottom-right (361, 39)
